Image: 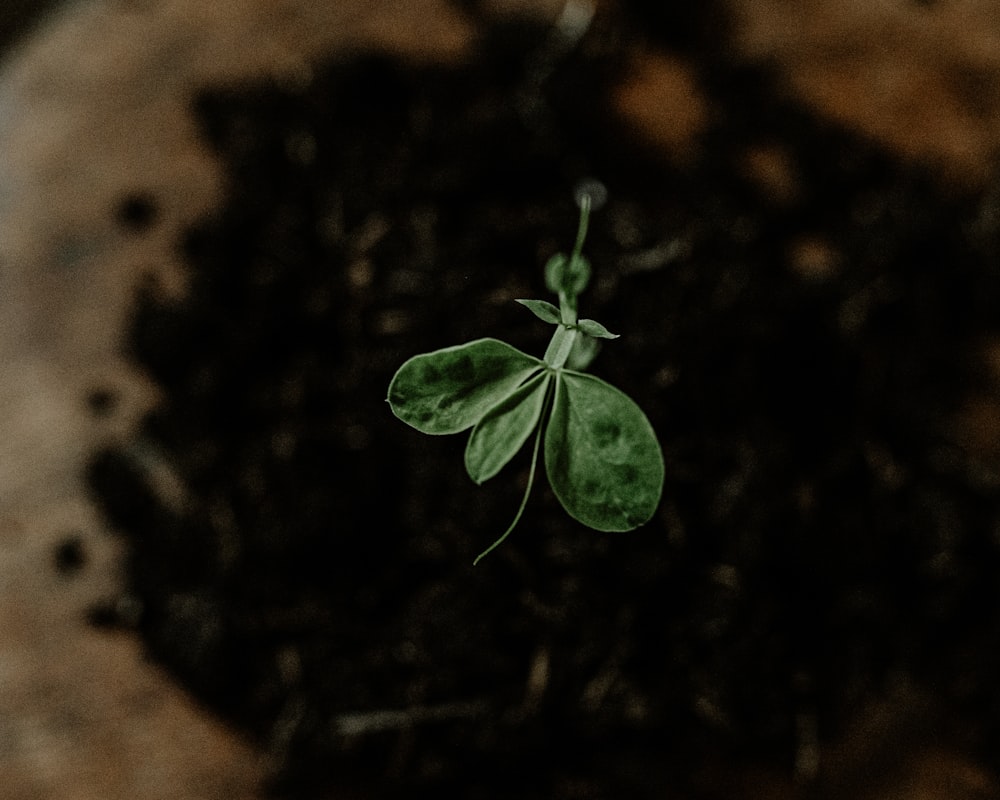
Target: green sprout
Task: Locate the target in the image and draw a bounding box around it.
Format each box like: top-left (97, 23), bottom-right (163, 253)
top-left (387, 195), bottom-right (664, 563)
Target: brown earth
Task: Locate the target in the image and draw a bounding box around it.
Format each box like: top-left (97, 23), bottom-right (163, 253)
top-left (3, 1), bottom-right (1000, 798)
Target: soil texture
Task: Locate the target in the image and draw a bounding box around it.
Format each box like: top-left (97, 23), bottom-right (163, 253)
top-left (86, 3), bottom-right (1000, 797)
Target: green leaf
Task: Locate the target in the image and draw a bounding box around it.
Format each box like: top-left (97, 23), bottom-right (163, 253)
top-left (516, 298), bottom-right (561, 325)
top-left (544, 252), bottom-right (590, 297)
top-left (545, 371), bottom-right (664, 531)
top-left (387, 338), bottom-right (543, 435)
top-left (566, 334), bottom-right (600, 372)
top-left (465, 371), bottom-right (551, 484)
top-left (576, 318), bottom-right (619, 339)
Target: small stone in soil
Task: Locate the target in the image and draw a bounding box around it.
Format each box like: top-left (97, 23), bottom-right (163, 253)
top-left (53, 534), bottom-right (86, 575)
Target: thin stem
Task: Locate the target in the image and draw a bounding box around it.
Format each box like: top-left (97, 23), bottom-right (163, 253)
top-left (571, 192), bottom-right (591, 262)
top-left (543, 324), bottom-right (578, 369)
top-left (558, 194), bottom-right (591, 325)
top-left (473, 384), bottom-right (550, 565)
top-left (559, 289), bottom-right (576, 326)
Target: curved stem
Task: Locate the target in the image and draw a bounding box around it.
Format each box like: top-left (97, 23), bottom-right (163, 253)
top-left (473, 382), bottom-right (551, 565)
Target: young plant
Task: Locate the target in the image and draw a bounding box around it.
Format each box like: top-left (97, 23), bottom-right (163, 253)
top-left (387, 196), bottom-right (664, 563)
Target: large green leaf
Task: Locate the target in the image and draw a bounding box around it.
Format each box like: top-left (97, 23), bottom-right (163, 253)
top-left (465, 371), bottom-right (551, 484)
top-left (387, 338), bottom-right (543, 435)
top-left (545, 371), bottom-right (664, 531)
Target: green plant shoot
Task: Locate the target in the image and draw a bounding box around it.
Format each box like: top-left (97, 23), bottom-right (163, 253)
top-left (387, 195), bottom-right (664, 563)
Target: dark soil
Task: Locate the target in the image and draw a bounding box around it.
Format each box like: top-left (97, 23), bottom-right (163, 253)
top-left (0, 0), bottom-right (60, 56)
top-left (87, 3), bottom-right (1000, 797)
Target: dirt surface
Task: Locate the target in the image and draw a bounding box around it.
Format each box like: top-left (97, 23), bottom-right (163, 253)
top-left (6, 1), bottom-right (1000, 799)
top-left (0, 2), bottom-right (470, 799)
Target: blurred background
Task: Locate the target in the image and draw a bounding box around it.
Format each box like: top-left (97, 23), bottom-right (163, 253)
top-left (0, 0), bottom-right (58, 52)
top-left (4, 1), bottom-right (1000, 799)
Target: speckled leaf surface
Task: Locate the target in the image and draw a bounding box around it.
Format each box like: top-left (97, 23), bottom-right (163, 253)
top-left (465, 371), bottom-right (551, 484)
top-left (545, 371), bottom-right (664, 531)
top-left (387, 338), bottom-right (543, 435)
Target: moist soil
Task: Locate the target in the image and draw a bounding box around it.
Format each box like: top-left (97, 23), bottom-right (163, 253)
top-left (86, 4), bottom-right (1000, 797)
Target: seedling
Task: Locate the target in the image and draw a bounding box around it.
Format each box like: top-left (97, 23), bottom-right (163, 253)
top-left (387, 196), bottom-right (664, 563)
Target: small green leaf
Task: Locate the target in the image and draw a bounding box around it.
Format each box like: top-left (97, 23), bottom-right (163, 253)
top-left (516, 299), bottom-right (561, 325)
top-left (544, 254), bottom-right (567, 294)
top-left (576, 319), bottom-right (620, 339)
top-left (387, 338), bottom-right (543, 434)
top-left (465, 371), bottom-right (551, 484)
top-left (544, 252), bottom-right (590, 297)
top-left (566, 335), bottom-right (600, 372)
top-left (545, 371), bottom-right (664, 531)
